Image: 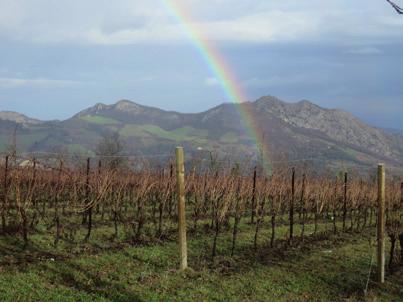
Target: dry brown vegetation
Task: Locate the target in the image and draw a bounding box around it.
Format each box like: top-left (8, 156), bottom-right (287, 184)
top-left (0, 155), bottom-right (402, 272)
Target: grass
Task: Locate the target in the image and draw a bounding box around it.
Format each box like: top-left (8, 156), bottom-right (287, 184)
top-left (18, 133), bottom-right (49, 149)
top-left (66, 144), bottom-right (94, 155)
top-left (120, 124), bottom-right (208, 142)
top-left (0, 218), bottom-right (401, 302)
top-left (80, 115), bottom-right (120, 125)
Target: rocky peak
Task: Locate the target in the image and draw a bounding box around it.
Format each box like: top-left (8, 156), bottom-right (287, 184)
top-left (74, 102), bottom-right (109, 117)
top-left (113, 100), bottom-right (143, 113)
top-left (294, 99), bottom-right (319, 109)
top-left (254, 95), bottom-right (285, 108)
top-left (74, 100), bottom-right (146, 118)
top-left (93, 103), bottom-right (108, 111)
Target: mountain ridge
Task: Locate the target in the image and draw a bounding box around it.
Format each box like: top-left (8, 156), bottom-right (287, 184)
top-left (1, 96), bottom-right (402, 170)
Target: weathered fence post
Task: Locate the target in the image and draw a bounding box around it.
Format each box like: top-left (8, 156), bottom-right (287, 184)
top-left (2, 155), bottom-right (9, 232)
top-left (54, 159), bottom-right (63, 246)
top-left (84, 157), bottom-right (92, 241)
top-left (342, 172), bottom-right (348, 231)
top-left (289, 167), bottom-right (295, 244)
top-left (400, 182), bottom-right (403, 205)
top-left (168, 164), bottom-right (174, 218)
top-left (31, 158), bottom-right (37, 207)
top-left (251, 166), bottom-right (257, 224)
top-left (300, 173), bottom-right (307, 239)
top-left (95, 159), bottom-right (102, 214)
top-left (176, 147), bottom-right (187, 270)
top-left (377, 164), bottom-right (385, 284)
top-left (98, 159), bottom-right (102, 175)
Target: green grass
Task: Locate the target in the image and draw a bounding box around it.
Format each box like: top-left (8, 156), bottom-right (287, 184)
top-left (120, 124), bottom-right (208, 142)
top-left (0, 217), bottom-right (401, 302)
top-left (171, 126), bottom-right (208, 139)
top-left (18, 133), bottom-right (49, 149)
top-left (80, 115), bottom-right (120, 125)
top-left (67, 144), bottom-right (94, 155)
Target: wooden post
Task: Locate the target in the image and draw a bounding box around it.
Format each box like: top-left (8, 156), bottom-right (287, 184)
top-left (251, 166), bottom-right (257, 224)
top-left (98, 159), bottom-right (102, 175)
top-left (54, 159), bottom-right (63, 246)
top-left (96, 159), bottom-right (102, 214)
top-left (342, 172), bottom-right (348, 231)
top-left (31, 157), bottom-right (37, 207)
top-left (377, 164), bottom-right (385, 284)
top-left (2, 156), bottom-right (9, 232)
top-left (300, 173), bottom-right (307, 239)
top-left (400, 182), bottom-right (403, 205)
top-left (84, 158), bottom-right (92, 241)
top-left (168, 163), bottom-right (174, 218)
top-left (176, 147), bottom-right (187, 270)
top-left (289, 167), bottom-right (295, 243)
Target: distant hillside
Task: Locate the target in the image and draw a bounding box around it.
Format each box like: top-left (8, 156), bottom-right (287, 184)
top-left (0, 111), bottom-right (42, 125)
top-left (1, 97), bottom-right (402, 170)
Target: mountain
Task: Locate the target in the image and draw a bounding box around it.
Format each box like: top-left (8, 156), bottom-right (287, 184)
top-left (0, 111), bottom-right (43, 125)
top-left (1, 97), bottom-right (402, 170)
top-left (254, 97), bottom-right (401, 159)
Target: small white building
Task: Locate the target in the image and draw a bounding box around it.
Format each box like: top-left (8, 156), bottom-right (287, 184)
top-left (19, 159), bottom-right (44, 169)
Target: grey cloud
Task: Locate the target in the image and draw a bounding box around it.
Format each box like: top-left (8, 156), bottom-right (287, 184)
top-left (344, 47), bottom-right (382, 55)
top-left (0, 0), bottom-right (402, 44)
top-left (0, 77), bottom-right (85, 88)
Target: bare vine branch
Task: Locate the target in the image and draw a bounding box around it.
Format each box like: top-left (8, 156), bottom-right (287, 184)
top-left (387, 0), bottom-right (403, 14)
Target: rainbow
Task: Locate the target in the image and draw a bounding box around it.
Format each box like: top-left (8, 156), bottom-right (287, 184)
top-left (161, 0), bottom-right (270, 171)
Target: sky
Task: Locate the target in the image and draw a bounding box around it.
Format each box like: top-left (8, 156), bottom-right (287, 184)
top-left (0, 0), bottom-right (402, 129)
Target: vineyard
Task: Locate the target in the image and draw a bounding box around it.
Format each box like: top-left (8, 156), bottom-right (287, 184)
top-left (0, 152), bottom-right (402, 301)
